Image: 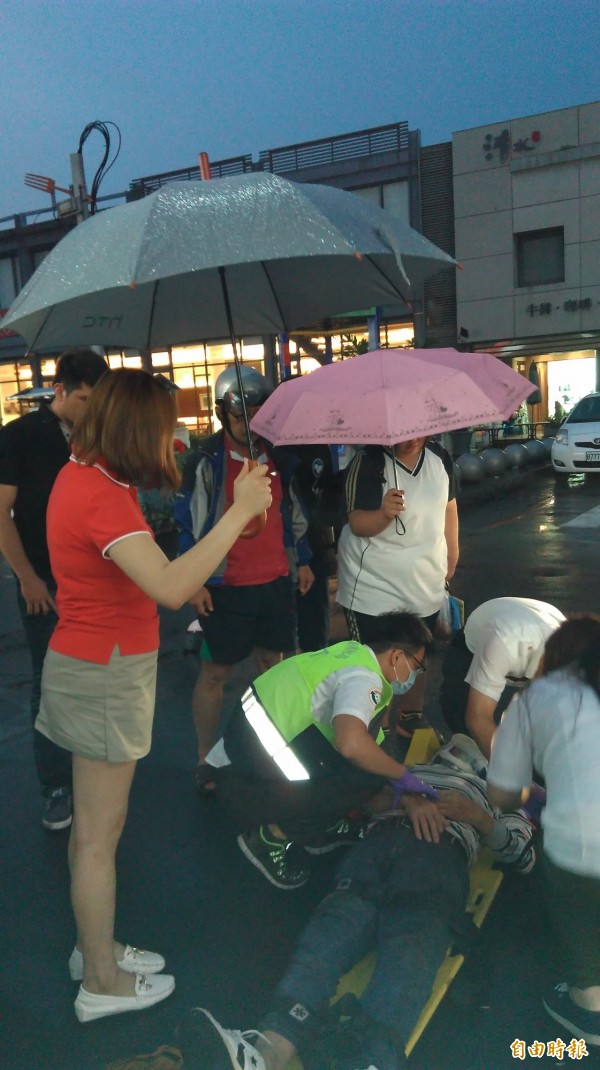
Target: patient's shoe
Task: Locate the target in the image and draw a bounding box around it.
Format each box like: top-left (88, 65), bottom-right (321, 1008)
top-left (304, 817), bottom-right (366, 855)
top-left (312, 994), bottom-right (405, 1070)
top-left (177, 1007), bottom-right (269, 1069)
top-left (69, 943), bottom-right (165, 981)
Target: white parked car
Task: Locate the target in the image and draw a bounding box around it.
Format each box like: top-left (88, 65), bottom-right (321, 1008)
top-left (551, 392), bottom-right (600, 473)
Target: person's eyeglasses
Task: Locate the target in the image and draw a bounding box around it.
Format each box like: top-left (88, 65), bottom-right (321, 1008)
top-left (408, 651), bottom-right (427, 675)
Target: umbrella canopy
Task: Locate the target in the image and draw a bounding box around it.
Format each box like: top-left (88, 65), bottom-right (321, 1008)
top-left (5, 386), bottom-right (54, 401)
top-left (2, 172), bottom-right (455, 352)
top-left (250, 347), bottom-right (537, 446)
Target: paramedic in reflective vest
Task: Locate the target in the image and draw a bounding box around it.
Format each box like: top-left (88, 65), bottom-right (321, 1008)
top-left (206, 612), bottom-right (436, 889)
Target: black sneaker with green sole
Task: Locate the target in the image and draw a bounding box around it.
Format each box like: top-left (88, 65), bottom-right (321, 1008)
top-left (237, 827), bottom-right (310, 890)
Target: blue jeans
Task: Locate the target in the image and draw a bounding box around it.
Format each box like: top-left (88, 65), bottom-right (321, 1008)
top-left (261, 824), bottom-right (469, 1069)
top-left (16, 581), bottom-right (72, 794)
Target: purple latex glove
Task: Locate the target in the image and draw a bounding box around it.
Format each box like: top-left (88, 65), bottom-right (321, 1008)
top-left (522, 782), bottom-right (546, 825)
top-left (390, 770), bottom-right (440, 807)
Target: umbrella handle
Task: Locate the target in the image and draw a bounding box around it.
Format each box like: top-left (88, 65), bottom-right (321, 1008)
top-left (238, 458), bottom-right (267, 539)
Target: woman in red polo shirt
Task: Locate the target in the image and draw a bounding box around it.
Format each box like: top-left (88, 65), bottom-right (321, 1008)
top-left (36, 369), bottom-right (271, 1023)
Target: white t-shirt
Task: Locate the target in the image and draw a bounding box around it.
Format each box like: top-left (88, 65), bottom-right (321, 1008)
top-left (488, 671), bottom-right (600, 877)
top-left (311, 661), bottom-right (385, 730)
top-left (337, 445), bottom-right (452, 617)
top-left (464, 597), bottom-right (565, 701)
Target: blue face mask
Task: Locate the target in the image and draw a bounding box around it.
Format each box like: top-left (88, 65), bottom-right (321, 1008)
top-left (391, 653), bottom-right (419, 695)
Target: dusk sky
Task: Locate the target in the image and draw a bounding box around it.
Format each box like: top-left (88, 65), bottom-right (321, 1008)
top-left (1, 0), bottom-right (598, 219)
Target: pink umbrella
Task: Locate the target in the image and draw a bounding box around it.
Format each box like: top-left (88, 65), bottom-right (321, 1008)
top-left (251, 347), bottom-right (536, 447)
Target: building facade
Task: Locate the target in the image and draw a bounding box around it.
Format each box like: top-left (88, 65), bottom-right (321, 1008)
top-left (453, 101), bottom-right (600, 422)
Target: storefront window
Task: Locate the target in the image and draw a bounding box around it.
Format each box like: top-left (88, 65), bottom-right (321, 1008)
top-left (547, 353), bottom-right (596, 419)
top-left (40, 358), bottom-right (57, 380)
top-left (287, 321), bottom-right (413, 370)
top-left (134, 341), bottom-right (268, 435)
top-left (0, 360), bottom-right (34, 424)
top-left (103, 320), bottom-right (413, 435)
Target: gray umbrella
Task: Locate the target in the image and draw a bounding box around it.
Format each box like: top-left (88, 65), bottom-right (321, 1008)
top-left (2, 172), bottom-right (455, 354)
top-left (6, 386), bottom-right (55, 401)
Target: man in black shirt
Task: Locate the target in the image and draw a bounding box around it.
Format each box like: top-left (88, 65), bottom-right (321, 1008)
top-left (281, 443), bottom-right (343, 652)
top-left (0, 348), bottom-right (108, 829)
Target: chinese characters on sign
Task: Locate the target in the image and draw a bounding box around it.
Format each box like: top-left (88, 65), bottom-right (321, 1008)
top-left (563, 299), bottom-right (592, 312)
top-left (526, 298), bottom-right (594, 317)
top-left (511, 1037), bottom-right (588, 1060)
top-left (483, 129), bottom-right (541, 162)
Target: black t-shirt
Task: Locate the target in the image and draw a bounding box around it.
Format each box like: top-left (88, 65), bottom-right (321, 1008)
top-left (0, 402), bottom-right (70, 577)
top-left (279, 444), bottom-right (344, 553)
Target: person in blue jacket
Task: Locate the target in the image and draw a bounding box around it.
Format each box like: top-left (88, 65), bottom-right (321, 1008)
top-left (175, 366), bottom-right (314, 795)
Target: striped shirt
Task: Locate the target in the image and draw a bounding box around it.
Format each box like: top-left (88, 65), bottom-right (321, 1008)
top-left (375, 764), bottom-right (535, 873)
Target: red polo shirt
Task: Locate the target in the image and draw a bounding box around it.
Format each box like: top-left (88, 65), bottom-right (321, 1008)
top-left (47, 458), bottom-right (159, 664)
top-left (222, 450), bottom-right (289, 586)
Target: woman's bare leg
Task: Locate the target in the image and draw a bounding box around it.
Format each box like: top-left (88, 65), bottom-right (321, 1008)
top-left (70, 754), bottom-right (137, 996)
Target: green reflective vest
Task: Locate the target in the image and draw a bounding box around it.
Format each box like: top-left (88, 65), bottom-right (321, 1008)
top-left (253, 641), bottom-right (392, 748)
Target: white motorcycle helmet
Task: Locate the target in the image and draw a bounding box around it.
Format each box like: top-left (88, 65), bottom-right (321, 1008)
top-left (431, 733), bottom-right (487, 778)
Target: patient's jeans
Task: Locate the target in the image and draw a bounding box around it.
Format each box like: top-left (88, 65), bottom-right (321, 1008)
top-left (261, 824), bottom-right (469, 1069)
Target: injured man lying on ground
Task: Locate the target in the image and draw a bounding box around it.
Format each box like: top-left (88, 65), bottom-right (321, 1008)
top-left (178, 734), bottom-right (535, 1070)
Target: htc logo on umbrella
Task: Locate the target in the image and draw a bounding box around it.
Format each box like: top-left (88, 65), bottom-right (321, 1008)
top-left (82, 315), bottom-right (123, 329)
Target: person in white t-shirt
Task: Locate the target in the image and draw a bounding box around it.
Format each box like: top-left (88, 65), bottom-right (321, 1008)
top-left (488, 614), bottom-right (600, 1048)
top-left (440, 596), bottom-right (565, 757)
top-left (336, 438), bottom-right (458, 730)
top-left (337, 438), bottom-right (458, 633)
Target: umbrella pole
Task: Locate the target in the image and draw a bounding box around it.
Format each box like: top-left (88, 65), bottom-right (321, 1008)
top-left (218, 266), bottom-right (256, 461)
top-left (389, 446), bottom-right (399, 490)
top-left (390, 447), bottom-right (406, 536)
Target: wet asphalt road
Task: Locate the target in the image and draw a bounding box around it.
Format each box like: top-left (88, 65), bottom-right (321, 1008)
top-left (1, 465), bottom-right (599, 1070)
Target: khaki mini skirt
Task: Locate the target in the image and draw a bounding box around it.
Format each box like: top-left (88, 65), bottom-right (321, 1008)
top-left (37, 646), bottom-right (158, 762)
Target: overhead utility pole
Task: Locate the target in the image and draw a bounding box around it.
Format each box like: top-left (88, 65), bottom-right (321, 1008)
top-left (70, 152), bottom-right (89, 223)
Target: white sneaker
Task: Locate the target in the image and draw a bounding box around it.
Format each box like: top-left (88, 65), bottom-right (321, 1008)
top-left (74, 972), bottom-right (175, 1022)
top-left (69, 943), bottom-right (166, 981)
top-left (179, 1006), bottom-right (269, 1069)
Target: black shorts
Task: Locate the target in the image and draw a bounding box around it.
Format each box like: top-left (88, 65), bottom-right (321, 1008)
top-left (200, 576), bottom-right (296, 665)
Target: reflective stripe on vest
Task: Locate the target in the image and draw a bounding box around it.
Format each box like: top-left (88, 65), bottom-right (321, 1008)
top-left (241, 687), bottom-right (310, 781)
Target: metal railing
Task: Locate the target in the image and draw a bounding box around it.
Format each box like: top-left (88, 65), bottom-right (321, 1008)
top-left (3, 121), bottom-right (413, 228)
top-left (129, 155), bottom-right (254, 196)
top-left (259, 122), bottom-right (410, 174)
top-left (0, 190), bottom-right (128, 230)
